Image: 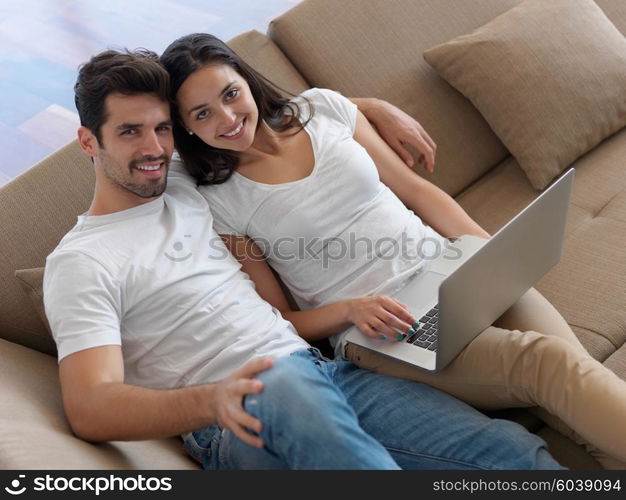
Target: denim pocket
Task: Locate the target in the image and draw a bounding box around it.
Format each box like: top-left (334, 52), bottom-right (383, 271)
top-left (183, 424), bottom-right (220, 469)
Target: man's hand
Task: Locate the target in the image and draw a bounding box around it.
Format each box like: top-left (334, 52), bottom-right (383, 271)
top-left (212, 357), bottom-right (274, 448)
top-left (353, 98), bottom-right (436, 173)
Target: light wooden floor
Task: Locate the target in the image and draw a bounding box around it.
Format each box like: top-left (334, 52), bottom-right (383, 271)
top-left (0, 0), bottom-right (300, 187)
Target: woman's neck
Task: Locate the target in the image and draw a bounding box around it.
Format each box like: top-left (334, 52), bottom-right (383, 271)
top-left (238, 121), bottom-right (286, 166)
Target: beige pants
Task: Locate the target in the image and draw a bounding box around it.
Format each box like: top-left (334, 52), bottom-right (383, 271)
top-left (345, 288), bottom-right (626, 469)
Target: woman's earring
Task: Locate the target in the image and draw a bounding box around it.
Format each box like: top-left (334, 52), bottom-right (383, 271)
top-left (187, 130), bottom-right (194, 136)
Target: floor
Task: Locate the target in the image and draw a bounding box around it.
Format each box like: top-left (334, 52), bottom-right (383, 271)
top-left (0, 0), bottom-right (301, 187)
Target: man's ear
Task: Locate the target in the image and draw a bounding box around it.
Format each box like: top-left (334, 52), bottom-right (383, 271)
top-left (77, 126), bottom-right (99, 157)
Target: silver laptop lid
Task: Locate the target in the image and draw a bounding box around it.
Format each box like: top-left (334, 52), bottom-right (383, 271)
top-left (435, 168), bottom-right (574, 370)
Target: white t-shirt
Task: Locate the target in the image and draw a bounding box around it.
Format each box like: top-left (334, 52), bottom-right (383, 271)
top-left (43, 160), bottom-right (308, 389)
top-left (201, 88), bottom-right (446, 357)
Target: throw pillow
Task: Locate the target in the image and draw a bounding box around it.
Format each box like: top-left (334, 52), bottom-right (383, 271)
top-left (423, 0), bottom-right (626, 189)
top-left (14, 267), bottom-right (52, 336)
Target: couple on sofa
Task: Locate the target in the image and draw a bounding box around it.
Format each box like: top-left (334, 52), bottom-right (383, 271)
top-left (43, 32), bottom-right (626, 469)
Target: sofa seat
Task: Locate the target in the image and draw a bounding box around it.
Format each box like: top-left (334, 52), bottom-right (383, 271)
top-left (457, 127), bottom-right (626, 368)
top-left (0, 338), bottom-right (197, 469)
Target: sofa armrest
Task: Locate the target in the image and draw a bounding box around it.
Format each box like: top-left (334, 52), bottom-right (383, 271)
top-left (0, 338), bottom-right (197, 469)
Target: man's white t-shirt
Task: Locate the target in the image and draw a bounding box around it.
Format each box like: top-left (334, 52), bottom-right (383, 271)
top-left (43, 160), bottom-right (307, 389)
top-left (201, 88), bottom-right (446, 357)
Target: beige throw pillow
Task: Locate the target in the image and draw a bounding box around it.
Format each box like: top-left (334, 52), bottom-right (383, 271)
top-left (14, 267), bottom-right (52, 337)
top-left (423, 0), bottom-right (626, 190)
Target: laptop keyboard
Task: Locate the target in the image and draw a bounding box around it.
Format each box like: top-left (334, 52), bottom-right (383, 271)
top-left (406, 305), bottom-right (438, 351)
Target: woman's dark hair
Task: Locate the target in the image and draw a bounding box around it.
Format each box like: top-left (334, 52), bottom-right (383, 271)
top-left (74, 49), bottom-right (171, 146)
top-left (160, 33), bottom-right (312, 185)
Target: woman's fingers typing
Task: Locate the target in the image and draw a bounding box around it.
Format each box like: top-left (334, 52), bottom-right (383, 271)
top-left (349, 296), bottom-right (417, 341)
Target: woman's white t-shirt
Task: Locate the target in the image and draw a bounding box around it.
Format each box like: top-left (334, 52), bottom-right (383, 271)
top-left (201, 88), bottom-right (445, 356)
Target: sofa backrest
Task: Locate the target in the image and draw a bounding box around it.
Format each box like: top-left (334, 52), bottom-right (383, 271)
top-left (228, 30), bottom-right (310, 95)
top-left (268, 0), bottom-right (626, 197)
top-left (0, 142), bottom-right (94, 355)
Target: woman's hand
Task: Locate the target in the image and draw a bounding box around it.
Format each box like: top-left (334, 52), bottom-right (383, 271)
top-left (346, 296), bottom-right (418, 341)
top-left (212, 357), bottom-right (274, 448)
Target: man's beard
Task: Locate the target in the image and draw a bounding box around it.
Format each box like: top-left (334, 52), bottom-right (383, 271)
top-left (103, 153), bottom-right (170, 199)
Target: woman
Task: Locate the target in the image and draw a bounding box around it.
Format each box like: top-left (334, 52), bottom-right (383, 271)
top-left (160, 33), bottom-right (626, 467)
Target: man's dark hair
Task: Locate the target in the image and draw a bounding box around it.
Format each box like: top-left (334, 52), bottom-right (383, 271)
top-left (74, 48), bottom-right (171, 146)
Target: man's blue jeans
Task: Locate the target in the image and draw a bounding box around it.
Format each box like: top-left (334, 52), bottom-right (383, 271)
top-left (184, 348), bottom-right (564, 469)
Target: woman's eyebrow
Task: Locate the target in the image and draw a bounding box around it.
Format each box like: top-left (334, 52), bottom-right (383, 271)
top-left (187, 81), bottom-right (236, 116)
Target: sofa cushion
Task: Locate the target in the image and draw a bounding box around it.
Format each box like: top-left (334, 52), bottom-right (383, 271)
top-left (535, 427), bottom-right (603, 470)
top-left (0, 338), bottom-right (197, 469)
top-left (423, 0), bottom-right (626, 190)
top-left (14, 267), bottom-right (50, 337)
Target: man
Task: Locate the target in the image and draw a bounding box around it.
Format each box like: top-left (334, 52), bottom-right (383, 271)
top-left (43, 48), bottom-right (562, 469)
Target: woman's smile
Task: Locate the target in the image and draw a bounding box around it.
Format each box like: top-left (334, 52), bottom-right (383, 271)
top-left (219, 117), bottom-right (246, 140)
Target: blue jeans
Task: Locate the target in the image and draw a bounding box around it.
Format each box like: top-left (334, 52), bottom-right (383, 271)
top-left (184, 348), bottom-right (564, 470)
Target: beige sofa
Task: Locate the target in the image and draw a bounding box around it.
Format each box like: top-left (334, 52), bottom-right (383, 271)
top-left (1, 0), bottom-right (625, 469)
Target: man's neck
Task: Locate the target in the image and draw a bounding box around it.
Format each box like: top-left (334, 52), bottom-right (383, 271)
top-left (88, 185), bottom-right (160, 216)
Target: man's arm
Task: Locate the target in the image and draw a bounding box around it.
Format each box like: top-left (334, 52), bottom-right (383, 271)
top-left (45, 251), bottom-right (269, 447)
top-left (59, 344), bottom-right (272, 447)
top-left (353, 110), bottom-right (489, 239)
top-left (351, 97), bottom-right (437, 173)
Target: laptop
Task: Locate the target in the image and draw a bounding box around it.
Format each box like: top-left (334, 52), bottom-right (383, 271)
top-left (345, 168), bottom-right (574, 372)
